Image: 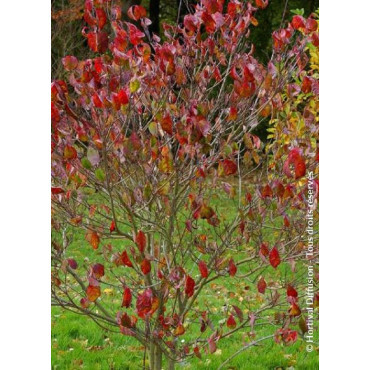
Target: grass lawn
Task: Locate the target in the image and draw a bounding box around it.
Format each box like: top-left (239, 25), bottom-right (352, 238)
top-left (52, 193), bottom-right (319, 369)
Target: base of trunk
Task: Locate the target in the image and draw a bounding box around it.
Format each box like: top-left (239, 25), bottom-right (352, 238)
top-left (149, 343), bottom-right (163, 370)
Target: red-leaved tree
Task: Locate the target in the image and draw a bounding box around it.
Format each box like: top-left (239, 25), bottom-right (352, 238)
top-left (52, 1), bottom-right (319, 369)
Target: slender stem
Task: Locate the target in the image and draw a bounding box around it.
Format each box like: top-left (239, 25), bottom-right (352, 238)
top-left (217, 335), bottom-right (275, 370)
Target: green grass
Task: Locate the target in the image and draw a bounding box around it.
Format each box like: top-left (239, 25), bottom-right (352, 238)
top-left (52, 193), bottom-right (318, 369)
top-left (52, 305), bottom-right (318, 369)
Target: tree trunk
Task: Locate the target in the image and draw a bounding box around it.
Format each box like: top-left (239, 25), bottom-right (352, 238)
top-left (168, 358), bottom-right (175, 370)
top-left (149, 343), bottom-right (163, 370)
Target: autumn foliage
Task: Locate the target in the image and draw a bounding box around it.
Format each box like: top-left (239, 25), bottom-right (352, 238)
top-left (51, 1), bottom-right (318, 369)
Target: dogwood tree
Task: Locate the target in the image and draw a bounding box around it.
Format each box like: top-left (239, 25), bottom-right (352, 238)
top-left (51, 1), bottom-right (319, 368)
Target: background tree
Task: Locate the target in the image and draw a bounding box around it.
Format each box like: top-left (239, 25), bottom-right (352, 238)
top-left (51, 1), bottom-right (318, 369)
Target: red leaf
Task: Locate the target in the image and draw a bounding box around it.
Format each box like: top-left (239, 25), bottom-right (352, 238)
top-left (84, 1), bottom-right (95, 26)
top-left (284, 148), bottom-right (306, 179)
top-left (160, 114), bottom-right (173, 135)
top-left (121, 250), bottom-right (133, 267)
top-left (87, 31), bottom-right (108, 53)
top-left (141, 259), bottom-right (151, 275)
top-left (199, 204), bottom-right (215, 220)
top-left (228, 259), bottom-right (237, 276)
top-left (257, 277), bottom-right (267, 294)
top-left (234, 80), bottom-right (256, 97)
top-left (198, 261), bottom-right (209, 278)
top-left (174, 323), bottom-right (185, 336)
top-left (232, 305), bottom-right (243, 322)
top-left (122, 287), bottom-right (132, 308)
top-left (92, 263), bottom-right (105, 279)
top-left (67, 258), bottom-right (78, 270)
top-left (109, 220), bottom-right (116, 233)
top-left (226, 314), bottom-right (237, 329)
top-left (112, 89), bottom-right (129, 110)
top-left (80, 297), bottom-right (90, 308)
top-left (62, 56), bottom-right (78, 71)
top-left (201, 12), bottom-right (216, 34)
top-left (120, 312), bottom-right (133, 328)
top-left (195, 116), bottom-right (211, 137)
top-left (184, 15), bottom-right (199, 35)
top-left (185, 275), bottom-right (195, 297)
top-left (311, 31), bottom-right (319, 47)
top-left (227, 107), bottom-right (237, 121)
top-left (86, 285), bottom-right (101, 302)
top-left (70, 216), bottom-right (82, 225)
top-left (94, 57), bottom-right (104, 73)
top-left (287, 285), bottom-right (298, 298)
top-left (214, 66), bottom-right (222, 81)
top-left (275, 328), bottom-right (298, 345)
top-left (289, 303), bottom-right (301, 317)
top-left (85, 230), bottom-right (100, 249)
top-left (208, 336), bottom-right (217, 354)
top-left (301, 77), bottom-right (312, 94)
top-left (114, 250), bottom-right (134, 267)
top-left (51, 102), bottom-right (60, 123)
top-left (93, 134), bottom-right (103, 150)
top-left (204, 0), bottom-right (224, 14)
top-left (269, 246), bottom-right (281, 268)
top-left (194, 346), bottom-right (201, 359)
top-left (218, 159), bottom-right (237, 176)
top-left (273, 182), bottom-right (284, 199)
top-left (314, 293), bottom-right (319, 308)
top-left (136, 289), bottom-right (159, 319)
top-left (64, 145), bottom-right (77, 160)
top-left (291, 15), bottom-right (306, 30)
top-left (283, 330), bottom-right (298, 345)
top-left (52, 275), bottom-right (61, 287)
top-left (127, 24), bottom-right (145, 45)
top-left (118, 89), bottom-right (129, 105)
top-left (256, 0), bottom-right (268, 9)
top-left (135, 230), bottom-right (146, 253)
top-left (96, 8), bottom-right (107, 29)
top-left (261, 184), bottom-right (273, 198)
top-left (283, 216), bottom-right (290, 227)
top-left (51, 187), bottom-right (64, 195)
top-left (259, 243), bottom-right (269, 257)
top-left (306, 18), bottom-right (318, 32)
top-left (127, 5), bottom-right (147, 21)
top-left (227, 1), bottom-right (241, 16)
top-left (92, 93), bottom-right (104, 108)
top-left (294, 158), bottom-right (306, 179)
